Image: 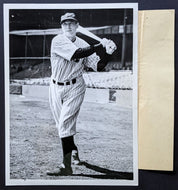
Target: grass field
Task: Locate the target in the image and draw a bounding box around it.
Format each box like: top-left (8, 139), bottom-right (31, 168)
top-left (9, 94), bottom-right (133, 181)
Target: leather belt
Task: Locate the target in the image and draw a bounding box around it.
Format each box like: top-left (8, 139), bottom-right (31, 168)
top-left (53, 78), bottom-right (76, 86)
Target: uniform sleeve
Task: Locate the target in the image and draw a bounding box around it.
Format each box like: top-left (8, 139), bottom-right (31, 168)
top-left (51, 35), bottom-right (78, 61)
top-left (84, 53), bottom-right (101, 72)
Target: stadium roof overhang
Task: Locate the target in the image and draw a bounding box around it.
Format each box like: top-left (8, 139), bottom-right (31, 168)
top-left (9, 25), bottom-right (132, 36)
top-left (9, 26), bottom-right (111, 36)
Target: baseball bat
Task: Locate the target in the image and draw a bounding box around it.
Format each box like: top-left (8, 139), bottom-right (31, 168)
top-left (77, 25), bottom-right (102, 42)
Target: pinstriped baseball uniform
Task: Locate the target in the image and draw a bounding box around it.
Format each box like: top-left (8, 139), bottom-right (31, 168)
top-left (49, 34), bottom-right (100, 138)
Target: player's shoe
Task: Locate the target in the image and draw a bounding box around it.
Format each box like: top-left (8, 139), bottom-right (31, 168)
top-left (47, 163), bottom-right (72, 176)
top-left (47, 152), bottom-right (73, 176)
top-left (72, 150), bottom-right (81, 165)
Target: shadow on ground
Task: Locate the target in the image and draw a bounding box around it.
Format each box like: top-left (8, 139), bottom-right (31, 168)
top-left (74, 161), bottom-right (133, 180)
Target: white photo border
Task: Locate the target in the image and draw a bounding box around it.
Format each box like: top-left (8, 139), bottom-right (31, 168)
top-left (4, 3), bottom-right (138, 186)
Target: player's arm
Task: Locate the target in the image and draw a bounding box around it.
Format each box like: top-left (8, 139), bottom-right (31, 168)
top-left (71, 43), bottom-right (110, 71)
top-left (96, 38), bottom-right (117, 71)
top-left (71, 43), bottom-right (103, 59)
top-left (72, 38), bottom-right (116, 71)
top-left (72, 38), bottom-right (116, 60)
top-left (96, 48), bottom-right (111, 71)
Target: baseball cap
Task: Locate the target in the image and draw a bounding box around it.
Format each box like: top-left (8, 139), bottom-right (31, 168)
top-left (60, 13), bottom-right (78, 24)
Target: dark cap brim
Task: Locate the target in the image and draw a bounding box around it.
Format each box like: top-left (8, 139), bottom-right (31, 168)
top-left (60, 18), bottom-right (78, 24)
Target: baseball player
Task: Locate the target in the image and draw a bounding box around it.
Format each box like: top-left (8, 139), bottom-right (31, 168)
top-left (47, 13), bottom-right (117, 176)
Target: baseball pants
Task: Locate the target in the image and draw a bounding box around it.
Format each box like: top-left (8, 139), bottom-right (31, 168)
top-left (49, 76), bottom-right (86, 138)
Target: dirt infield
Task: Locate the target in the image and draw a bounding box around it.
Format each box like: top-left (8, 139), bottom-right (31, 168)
top-left (9, 94), bottom-right (133, 180)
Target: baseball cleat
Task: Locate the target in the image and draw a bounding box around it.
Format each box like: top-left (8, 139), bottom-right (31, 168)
top-left (72, 150), bottom-right (81, 165)
top-left (47, 163), bottom-right (73, 176)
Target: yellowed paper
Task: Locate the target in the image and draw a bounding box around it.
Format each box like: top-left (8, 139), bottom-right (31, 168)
top-left (138, 10), bottom-right (174, 171)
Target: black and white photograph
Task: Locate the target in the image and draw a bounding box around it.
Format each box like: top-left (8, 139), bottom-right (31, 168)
top-left (4, 3), bottom-right (138, 186)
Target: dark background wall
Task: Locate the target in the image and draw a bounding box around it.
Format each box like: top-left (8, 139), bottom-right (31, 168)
top-left (9, 9), bottom-right (133, 30)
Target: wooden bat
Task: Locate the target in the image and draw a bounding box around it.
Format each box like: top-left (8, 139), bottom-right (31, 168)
top-left (77, 25), bottom-right (102, 42)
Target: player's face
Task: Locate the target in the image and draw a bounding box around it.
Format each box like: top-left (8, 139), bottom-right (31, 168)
top-left (61, 20), bottom-right (78, 39)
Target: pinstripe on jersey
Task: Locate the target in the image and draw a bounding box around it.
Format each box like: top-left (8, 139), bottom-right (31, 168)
top-left (50, 34), bottom-right (100, 82)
